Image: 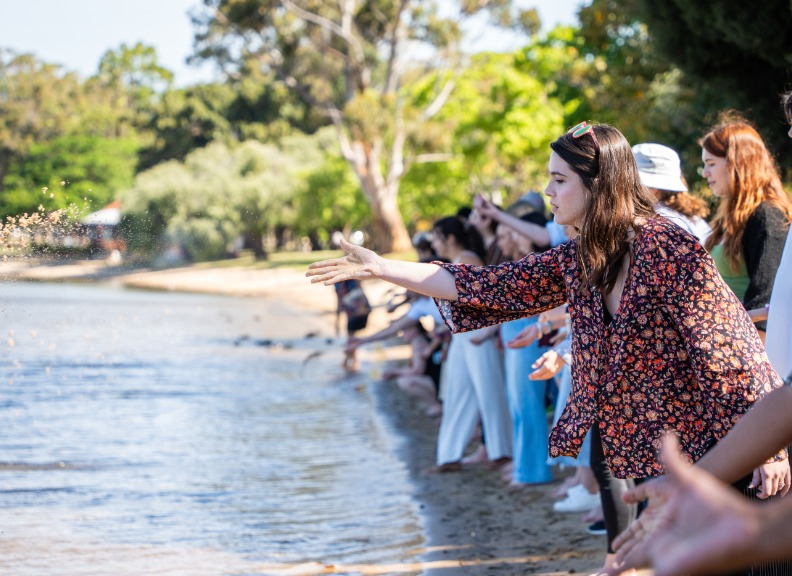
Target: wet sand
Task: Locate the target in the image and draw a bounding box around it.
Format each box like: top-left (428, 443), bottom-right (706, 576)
top-left (1, 260), bottom-right (606, 575)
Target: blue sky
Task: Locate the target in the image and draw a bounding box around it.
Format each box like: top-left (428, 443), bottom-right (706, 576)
top-left (1, 0), bottom-right (583, 87)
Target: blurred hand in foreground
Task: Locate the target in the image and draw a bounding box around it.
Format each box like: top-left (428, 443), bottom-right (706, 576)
top-left (614, 434), bottom-right (761, 576)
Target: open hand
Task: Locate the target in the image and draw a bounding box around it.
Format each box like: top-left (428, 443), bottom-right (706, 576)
top-left (529, 350), bottom-right (565, 380)
top-left (506, 322), bottom-right (540, 349)
top-left (306, 239), bottom-right (383, 285)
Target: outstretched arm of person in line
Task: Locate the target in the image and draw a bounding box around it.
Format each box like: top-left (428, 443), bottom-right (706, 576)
top-left (506, 306), bottom-right (568, 349)
top-left (614, 434), bottom-right (792, 576)
top-left (307, 239), bottom-right (459, 301)
top-left (474, 194), bottom-right (551, 247)
top-left (346, 314), bottom-right (418, 353)
top-left (747, 305), bottom-right (769, 323)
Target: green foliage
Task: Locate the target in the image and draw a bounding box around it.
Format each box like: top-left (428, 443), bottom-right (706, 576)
top-left (3, 135), bottom-right (138, 218)
top-left (188, 0), bottom-right (536, 251)
top-left (581, 0), bottom-right (792, 174)
top-left (291, 149), bottom-right (369, 245)
top-left (398, 49), bottom-right (566, 216)
top-left (120, 133), bottom-right (330, 260)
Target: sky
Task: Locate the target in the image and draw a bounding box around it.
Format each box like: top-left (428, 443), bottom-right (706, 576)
top-left (0, 0), bottom-right (584, 88)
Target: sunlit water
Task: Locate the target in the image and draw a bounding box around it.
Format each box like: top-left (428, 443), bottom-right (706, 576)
top-left (0, 282), bottom-right (424, 575)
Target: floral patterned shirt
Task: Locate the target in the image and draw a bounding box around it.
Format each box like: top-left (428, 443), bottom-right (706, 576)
top-left (434, 217), bottom-right (784, 478)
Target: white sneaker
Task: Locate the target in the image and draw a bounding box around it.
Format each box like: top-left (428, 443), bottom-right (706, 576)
top-left (552, 484), bottom-right (600, 513)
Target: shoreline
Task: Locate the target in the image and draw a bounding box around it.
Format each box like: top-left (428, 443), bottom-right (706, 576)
top-left (2, 258), bottom-right (605, 575)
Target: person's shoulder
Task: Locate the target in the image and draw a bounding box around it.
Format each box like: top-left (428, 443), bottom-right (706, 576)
top-left (638, 216), bottom-right (705, 259)
top-left (747, 201), bottom-right (788, 228)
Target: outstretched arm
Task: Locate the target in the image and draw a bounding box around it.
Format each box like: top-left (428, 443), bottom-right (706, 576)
top-left (347, 314), bottom-right (418, 352)
top-left (306, 239), bottom-right (459, 301)
top-left (474, 194), bottom-right (551, 247)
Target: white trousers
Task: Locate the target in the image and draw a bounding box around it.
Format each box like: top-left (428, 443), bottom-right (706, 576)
top-left (436, 329), bottom-right (512, 465)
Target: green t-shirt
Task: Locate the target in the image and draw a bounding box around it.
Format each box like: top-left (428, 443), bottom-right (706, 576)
top-left (710, 243), bottom-right (749, 301)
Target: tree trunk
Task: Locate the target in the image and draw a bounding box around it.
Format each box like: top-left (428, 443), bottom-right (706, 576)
top-left (368, 188), bottom-right (412, 253)
top-left (347, 140), bottom-right (412, 253)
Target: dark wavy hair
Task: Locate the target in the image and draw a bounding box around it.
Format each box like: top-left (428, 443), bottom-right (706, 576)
top-left (550, 124), bottom-right (656, 293)
top-left (433, 216), bottom-right (486, 261)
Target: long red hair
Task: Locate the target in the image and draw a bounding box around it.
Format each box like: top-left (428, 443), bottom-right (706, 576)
top-left (701, 121), bottom-right (792, 270)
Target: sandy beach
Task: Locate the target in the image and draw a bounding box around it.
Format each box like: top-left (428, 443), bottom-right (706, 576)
top-left (2, 258), bottom-right (605, 575)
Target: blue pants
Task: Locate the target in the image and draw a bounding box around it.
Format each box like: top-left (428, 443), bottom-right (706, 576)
top-left (500, 318), bottom-right (552, 484)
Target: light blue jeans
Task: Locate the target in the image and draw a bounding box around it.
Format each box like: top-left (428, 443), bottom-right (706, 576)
top-left (500, 317), bottom-right (553, 484)
top-left (548, 364), bottom-right (592, 467)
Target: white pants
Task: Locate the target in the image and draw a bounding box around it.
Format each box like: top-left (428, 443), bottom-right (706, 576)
top-left (436, 330), bottom-right (512, 465)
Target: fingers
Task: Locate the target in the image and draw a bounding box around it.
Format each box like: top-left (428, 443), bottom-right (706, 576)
top-left (529, 367), bottom-right (550, 380)
top-left (748, 468), bottom-right (761, 491)
top-left (783, 468), bottom-right (791, 497)
top-left (612, 519), bottom-right (647, 569)
top-left (621, 481), bottom-right (651, 504)
top-left (307, 270), bottom-right (351, 285)
top-left (506, 334), bottom-right (536, 348)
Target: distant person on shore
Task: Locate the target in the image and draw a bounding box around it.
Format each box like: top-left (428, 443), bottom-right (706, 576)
top-left (331, 232), bottom-right (372, 371)
top-left (307, 122), bottom-right (788, 576)
top-left (334, 278), bottom-right (372, 371)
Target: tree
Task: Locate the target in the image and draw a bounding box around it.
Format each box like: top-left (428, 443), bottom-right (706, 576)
top-left (599, 0), bottom-right (792, 170)
top-left (0, 50), bottom-right (141, 218)
top-left (190, 0), bottom-right (538, 252)
top-left (120, 134), bottom-right (327, 260)
top-left (0, 52), bottom-right (81, 192)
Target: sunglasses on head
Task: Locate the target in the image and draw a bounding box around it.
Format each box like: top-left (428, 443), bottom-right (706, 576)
top-left (568, 121), bottom-right (598, 147)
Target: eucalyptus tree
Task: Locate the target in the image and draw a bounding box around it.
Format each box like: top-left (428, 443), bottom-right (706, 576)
top-left (190, 0), bottom-right (537, 251)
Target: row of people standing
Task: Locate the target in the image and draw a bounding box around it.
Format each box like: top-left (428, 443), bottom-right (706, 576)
top-left (310, 110), bottom-right (792, 576)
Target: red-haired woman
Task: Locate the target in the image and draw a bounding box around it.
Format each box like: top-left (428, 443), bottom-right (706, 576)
top-left (701, 120), bottom-right (792, 340)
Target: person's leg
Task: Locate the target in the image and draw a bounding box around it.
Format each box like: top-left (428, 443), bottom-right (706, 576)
top-left (504, 338), bottom-right (552, 484)
top-left (435, 336), bottom-right (480, 467)
top-left (466, 333), bottom-right (512, 462)
top-left (548, 365), bottom-right (579, 469)
top-left (589, 423), bottom-right (638, 574)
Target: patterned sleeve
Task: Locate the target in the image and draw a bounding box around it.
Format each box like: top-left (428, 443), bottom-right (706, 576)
top-left (656, 232), bottom-right (787, 457)
top-left (433, 245), bottom-right (569, 333)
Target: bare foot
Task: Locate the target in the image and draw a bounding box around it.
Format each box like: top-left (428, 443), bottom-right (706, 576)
top-left (424, 404), bottom-right (442, 418)
top-left (461, 445), bottom-right (488, 465)
top-left (426, 461), bottom-right (463, 474)
top-left (487, 456), bottom-right (512, 471)
top-left (552, 475), bottom-right (580, 499)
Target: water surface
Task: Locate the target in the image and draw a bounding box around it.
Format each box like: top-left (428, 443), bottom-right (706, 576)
top-left (0, 282), bottom-right (424, 575)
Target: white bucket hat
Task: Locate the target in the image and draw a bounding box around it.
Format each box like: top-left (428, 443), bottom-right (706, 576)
top-left (631, 143), bottom-right (688, 193)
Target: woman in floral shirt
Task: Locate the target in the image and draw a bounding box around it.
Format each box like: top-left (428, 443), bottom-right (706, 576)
top-left (307, 123), bottom-right (788, 572)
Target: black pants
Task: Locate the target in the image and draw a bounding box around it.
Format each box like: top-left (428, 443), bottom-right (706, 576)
top-left (589, 423), bottom-right (641, 554)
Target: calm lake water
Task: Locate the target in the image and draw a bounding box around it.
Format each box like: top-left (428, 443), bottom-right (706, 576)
top-left (0, 282), bottom-right (424, 575)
